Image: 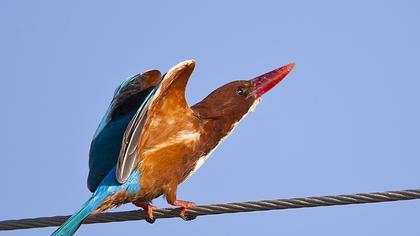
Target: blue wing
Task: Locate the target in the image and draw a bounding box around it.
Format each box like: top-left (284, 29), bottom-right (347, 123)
top-left (87, 70), bottom-right (162, 192)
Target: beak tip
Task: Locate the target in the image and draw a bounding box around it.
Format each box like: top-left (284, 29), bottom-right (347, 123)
top-left (286, 62), bottom-right (296, 72)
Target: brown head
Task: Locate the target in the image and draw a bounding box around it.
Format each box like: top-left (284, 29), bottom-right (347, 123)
top-left (193, 63), bottom-right (295, 123)
top-left (190, 63), bottom-right (295, 153)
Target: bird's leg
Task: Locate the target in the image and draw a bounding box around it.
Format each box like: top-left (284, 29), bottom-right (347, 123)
top-left (133, 201), bottom-right (156, 224)
top-left (171, 200), bottom-right (196, 221)
top-left (165, 187), bottom-right (196, 221)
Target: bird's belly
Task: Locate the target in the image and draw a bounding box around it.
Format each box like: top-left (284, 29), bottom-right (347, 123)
top-left (136, 149), bottom-right (214, 201)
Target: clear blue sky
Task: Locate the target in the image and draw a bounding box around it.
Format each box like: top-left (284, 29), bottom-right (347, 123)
top-left (1, 1), bottom-right (419, 235)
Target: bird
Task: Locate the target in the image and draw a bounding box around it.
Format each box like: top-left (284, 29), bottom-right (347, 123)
top-left (51, 59), bottom-right (295, 235)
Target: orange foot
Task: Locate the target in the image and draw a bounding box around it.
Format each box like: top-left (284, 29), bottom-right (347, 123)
top-left (170, 200), bottom-right (196, 221)
top-left (133, 201), bottom-right (157, 224)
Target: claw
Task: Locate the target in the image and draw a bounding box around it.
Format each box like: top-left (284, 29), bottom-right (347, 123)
top-left (183, 215), bottom-right (197, 221)
top-left (170, 200), bottom-right (196, 221)
top-left (179, 208), bottom-right (197, 221)
top-left (133, 201), bottom-right (156, 224)
top-left (145, 216), bottom-right (156, 224)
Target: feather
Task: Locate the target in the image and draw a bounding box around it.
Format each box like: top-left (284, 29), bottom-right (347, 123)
top-left (52, 168), bottom-right (141, 236)
top-left (88, 70), bottom-right (161, 192)
top-left (115, 60), bottom-right (196, 184)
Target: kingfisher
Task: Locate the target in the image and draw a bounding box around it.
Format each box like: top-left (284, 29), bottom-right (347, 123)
top-left (52, 59), bottom-right (295, 235)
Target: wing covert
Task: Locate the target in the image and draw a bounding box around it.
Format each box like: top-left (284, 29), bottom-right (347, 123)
top-left (115, 60), bottom-right (196, 184)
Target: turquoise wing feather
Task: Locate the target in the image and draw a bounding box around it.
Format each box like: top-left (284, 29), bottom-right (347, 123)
top-left (88, 71), bottom-right (161, 192)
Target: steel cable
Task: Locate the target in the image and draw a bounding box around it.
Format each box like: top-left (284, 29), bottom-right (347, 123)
top-left (1, 188), bottom-right (419, 231)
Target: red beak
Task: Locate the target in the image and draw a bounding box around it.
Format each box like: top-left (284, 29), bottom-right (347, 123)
top-left (249, 63), bottom-right (295, 98)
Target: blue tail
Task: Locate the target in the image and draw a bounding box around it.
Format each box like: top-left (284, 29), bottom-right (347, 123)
top-left (51, 167), bottom-right (141, 236)
top-left (51, 193), bottom-right (108, 236)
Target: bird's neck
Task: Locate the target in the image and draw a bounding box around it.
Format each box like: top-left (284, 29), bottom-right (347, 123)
top-left (191, 103), bottom-right (242, 153)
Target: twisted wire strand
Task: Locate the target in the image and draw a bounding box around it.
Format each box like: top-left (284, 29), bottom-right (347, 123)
top-left (1, 188), bottom-right (419, 231)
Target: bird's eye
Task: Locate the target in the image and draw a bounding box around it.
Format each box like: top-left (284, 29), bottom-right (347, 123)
top-left (236, 87), bottom-right (246, 96)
